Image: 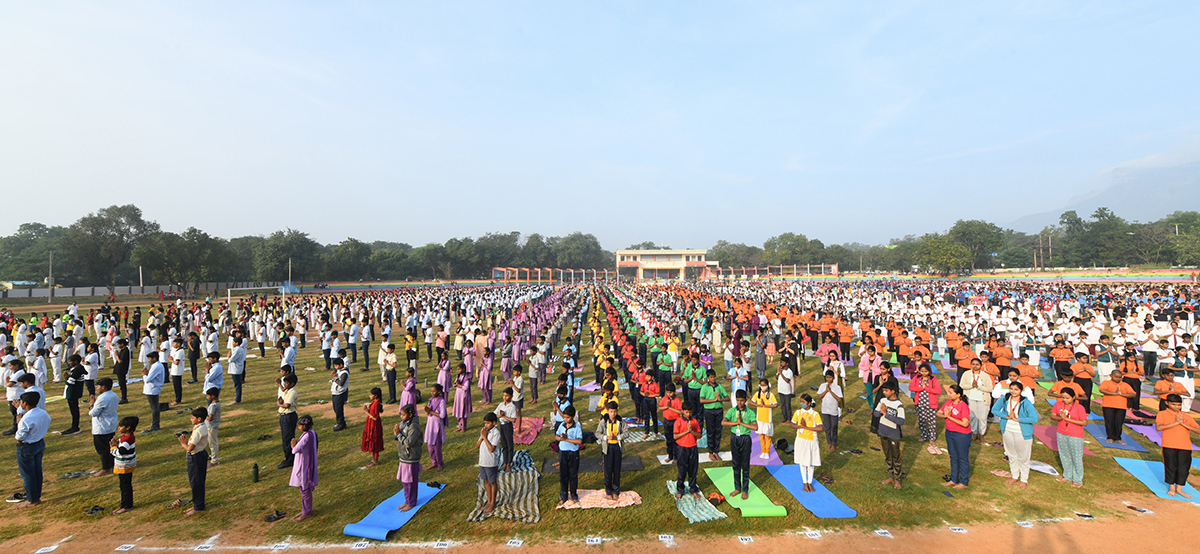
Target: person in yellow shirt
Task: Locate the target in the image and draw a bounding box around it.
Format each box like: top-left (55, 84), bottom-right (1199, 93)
top-left (783, 394), bottom-right (823, 493)
top-left (749, 378), bottom-right (778, 459)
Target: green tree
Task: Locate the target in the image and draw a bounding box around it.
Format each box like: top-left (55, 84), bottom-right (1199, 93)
top-left (708, 240), bottom-right (764, 269)
top-left (553, 232), bottom-right (608, 269)
top-left (253, 229), bottom-right (320, 282)
top-left (998, 247), bottom-right (1033, 268)
top-left (627, 241), bottom-right (670, 250)
top-left (226, 236), bottom-right (264, 282)
top-left (0, 223), bottom-right (74, 284)
top-left (949, 220), bottom-right (1004, 271)
top-left (63, 205), bottom-right (160, 294)
top-left (475, 232), bottom-right (523, 272)
top-left (917, 234), bottom-right (971, 275)
top-left (762, 233), bottom-right (814, 265)
top-left (133, 227), bottom-right (231, 293)
top-left (325, 238), bottom-right (372, 280)
top-left (519, 234), bottom-right (555, 268)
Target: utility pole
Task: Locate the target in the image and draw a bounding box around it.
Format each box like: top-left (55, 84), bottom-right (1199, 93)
top-left (47, 251), bottom-right (53, 304)
top-left (1038, 234), bottom-right (1044, 270)
top-left (1048, 234), bottom-right (1053, 267)
top-left (139, 265), bottom-right (143, 288)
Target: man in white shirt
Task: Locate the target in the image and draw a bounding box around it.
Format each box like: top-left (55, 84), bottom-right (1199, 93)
top-left (228, 336), bottom-right (246, 405)
top-left (169, 338), bottom-right (185, 406)
top-left (142, 351), bottom-right (164, 432)
top-left (14, 390), bottom-right (50, 507)
top-left (203, 352), bottom-right (224, 402)
top-left (347, 319), bottom-right (359, 366)
top-left (330, 358), bottom-right (349, 431)
top-left (88, 377), bottom-right (119, 476)
top-left (3, 358), bottom-right (28, 436)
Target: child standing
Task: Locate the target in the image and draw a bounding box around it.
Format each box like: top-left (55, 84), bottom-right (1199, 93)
top-left (424, 384), bottom-right (446, 470)
top-left (205, 388), bottom-right (221, 467)
top-left (554, 405), bottom-right (582, 507)
top-left (874, 382), bottom-right (906, 490)
top-left (289, 414), bottom-right (318, 521)
top-left (722, 390), bottom-right (758, 500)
top-left (395, 404), bottom-right (423, 512)
top-left (785, 394), bottom-right (823, 493)
top-left (175, 406), bottom-right (209, 515)
top-left (110, 416), bottom-right (138, 514)
top-left (494, 388), bottom-right (518, 472)
top-left (596, 401), bottom-right (628, 501)
top-left (453, 363), bottom-right (472, 431)
top-left (817, 370), bottom-right (842, 451)
top-left (640, 370), bottom-right (660, 437)
top-left (477, 413), bottom-right (500, 513)
top-left (361, 387), bottom-right (384, 467)
top-left (749, 379), bottom-right (778, 459)
top-left (672, 403), bottom-right (702, 499)
top-left (399, 368), bottom-right (417, 409)
top-left (659, 382), bottom-right (682, 463)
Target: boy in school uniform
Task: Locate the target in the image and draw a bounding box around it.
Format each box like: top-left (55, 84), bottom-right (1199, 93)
top-left (276, 374), bottom-right (299, 469)
top-left (477, 413), bottom-right (501, 514)
top-left (554, 405), bottom-right (583, 507)
top-left (640, 370), bottom-right (661, 437)
top-left (699, 370), bottom-right (728, 461)
top-left (672, 402), bottom-right (702, 499)
top-left (205, 388), bottom-right (221, 467)
top-left (722, 390), bottom-right (758, 500)
top-left (596, 401), bottom-right (628, 501)
top-left (659, 382), bottom-right (682, 463)
top-left (176, 406), bottom-right (209, 516)
top-left (494, 388), bottom-right (518, 472)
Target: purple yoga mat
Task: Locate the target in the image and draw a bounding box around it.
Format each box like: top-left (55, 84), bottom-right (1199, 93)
top-left (1126, 423), bottom-right (1199, 451)
top-left (1032, 424), bottom-right (1095, 456)
top-left (577, 380), bottom-right (601, 392)
top-left (941, 358), bottom-right (954, 371)
top-left (751, 431), bottom-right (784, 466)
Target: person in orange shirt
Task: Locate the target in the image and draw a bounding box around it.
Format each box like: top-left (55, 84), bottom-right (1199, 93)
top-left (1014, 354), bottom-right (1041, 389)
top-left (1049, 341), bottom-right (1074, 381)
top-left (992, 341), bottom-right (1013, 379)
top-left (1155, 394), bottom-right (1200, 498)
top-left (1155, 370), bottom-right (1192, 411)
top-left (955, 344), bottom-right (977, 382)
top-left (1119, 351), bottom-right (1145, 412)
top-left (836, 320), bottom-right (853, 361)
top-left (1098, 369), bottom-right (1136, 445)
top-left (1049, 372), bottom-right (1086, 403)
top-left (911, 336), bottom-right (931, 364)
top-left (1069, 352), bottom-right (1096, 413)
top-left (896, 331), bottom-right (913, 375)
top-left (978, 351), bottom-right (1000, 383)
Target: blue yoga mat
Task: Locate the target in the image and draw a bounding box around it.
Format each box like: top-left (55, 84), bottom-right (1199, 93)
top-left (765, 465), bottom-right (857, 518)
top-left (344, 483), bottom-right (444, 540)
top-left (1045, 399), bottom-right (1102, 420)
top-left (1114, 457), bottom-right (1200, 504)
top-left (1083, 423), bottom-right (1148, 453)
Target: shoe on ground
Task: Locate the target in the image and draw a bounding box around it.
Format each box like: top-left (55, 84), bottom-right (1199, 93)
top-left (6, 492), bottom-right (26, 503)
top-left (61, 428), bottom-right (82, 436)
top-left (276, 461), bottom-right (293, 470)
top-left (1, 429), bottom-right (15, 436)
top-left (186, 380), bottom-right (198, 385)
top-left (140, 427), bottom-right (160, 434)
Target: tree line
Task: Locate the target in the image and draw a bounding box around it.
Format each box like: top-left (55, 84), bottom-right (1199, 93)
top-left (1, 205), bottom-right (1198, 293)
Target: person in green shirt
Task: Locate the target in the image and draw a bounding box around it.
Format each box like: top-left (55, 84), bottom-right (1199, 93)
top-left (684, 356), bottom-right (705, 433)
top-left (722, 389), bottom-right (758, 499)
top-left (699, 370), bottom-right (728, 461)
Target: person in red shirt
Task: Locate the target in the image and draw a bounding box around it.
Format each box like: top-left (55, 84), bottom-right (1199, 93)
top-left (659, 383), bottom-right (683, 463)
top-left (1155, 394), bottom-right (1200, 498)
top-left (672, 403), bottom-right (702, 500)
top-left (641, 375), bottom-right (661, 438)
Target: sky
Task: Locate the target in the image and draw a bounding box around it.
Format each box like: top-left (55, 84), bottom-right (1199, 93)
top-left (2, 1), bottom-right (1199, 251)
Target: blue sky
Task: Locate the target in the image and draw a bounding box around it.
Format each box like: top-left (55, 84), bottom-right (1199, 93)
top-left (2, 1), bottom-right (1198, 250)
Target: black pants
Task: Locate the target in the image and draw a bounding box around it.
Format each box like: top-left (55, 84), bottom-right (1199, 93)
top-left (7, 403), bottom-right (15, 432)
top-left (840, 343), bottom-right (851, 360)
top-left (115, 371), bottom-right (128, 401)
top-left (187, 450), bottom-right (209, 510)
top-left (730, 434), bottom-right (751, 492)
top-left (630, 387), bottom-right (642, 421)
top-left (146, 394), bottom-right (160, 429)
top-left (558, 450), bottom-right (579, 501)
top-left (385, 370), bottom-right (397, 402)
top-left (323, 349), bottom-right (332, 370)
top-left (704, 408), bottom-right (723, 454)
top-left (778, 393), bottom-right (793, 426)
top-left (231, 373), bottom-right (244, 403)
top-left (822, 413), bottom-right (840, 446)
top-left (425, 343), bottom-right (432, 360)
top-left (664, 418), bottom-right (677, 460)
top-left (332, 392), bottom-right (347, 427)
top-left (67, 398), bottom-right (81, 430)
top-left (189, 358), bottom-right (199, 381)
top-left (603, 445), bottom-right (622, 495)
top-left (350, 345), bottom-right (358, 363)
top-left (499, 423), bottom-right (514, 468)
top-left (1054, 360), bottom-right (1072, 380)
top-left (94, 432), bottom-right (115, 470)
top-left (1143, 351), bottom-right (1158, 376)
top-left (675, 445), bottom-right (699, 495)
top-left (85, 379), bottom-right (95, 397)
top-left (364, 341), bottom-right (373, 369)
top-left (1164, 447), bottom-right (1192, 486)
top-left (686, 389), bottom-right (702, 430)
top-left (280, 412), bottom-right (297, 465)
top-left (1075, 377), bottom-right (1093, 413)
top-left (643, 398), bottom-right (659, 435)
top-left (1123, 377), bottom-right (1141, 411)
top-left (1102, 407), bottom-right (1126, 441)
top-left (118, 472), bottom-right (134, 509)
top-left (172, 375), bottom-right (183, 404)
top-left (259, 342), bottom-right (267, 357)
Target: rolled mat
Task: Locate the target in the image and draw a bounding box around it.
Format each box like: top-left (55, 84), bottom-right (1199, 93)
top-left (765, 465), bottom-right (856, 518)
top-left (541, 455), bottom-right (643, 474)
top-left (1045, 399), bottom-right (1102, 420)
top-left (467, 450), bottom-right (540, 523)
top-left (703, 467), bottom-right (787, 517)
top-left (1126, 423), bottom-right (1199, 451)
top-left (750, 431), bottom-right (783, 466)
top-left (1113, 457), bottom-right (1200, 503)
top-left (1083, 423), bottom-right (1149, 452)
top-left (343, 483), bottom-right (444, 540)
top-left (555, 489), bottom-right (642, 509)
top-left (665, 481), bottom-right (727, 523)
top-left (513, 417), bottom-right (544, 445)
top-left (1032, 425), bottom-right (1095, 456)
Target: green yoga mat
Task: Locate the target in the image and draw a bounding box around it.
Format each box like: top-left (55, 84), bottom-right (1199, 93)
top-left (703, 467), bottom-right (787, 517)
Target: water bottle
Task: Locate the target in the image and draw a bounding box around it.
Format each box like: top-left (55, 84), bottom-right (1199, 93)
top-left (252, 463), bottom-right (259, 483)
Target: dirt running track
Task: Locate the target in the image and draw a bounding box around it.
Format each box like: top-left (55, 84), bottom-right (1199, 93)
top-left (2, 493), bottom-right (1191, 553)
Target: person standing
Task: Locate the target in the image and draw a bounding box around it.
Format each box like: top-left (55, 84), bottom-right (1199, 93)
top-left (672, 403), bottom-right (702, 500)
top-left (62, 355), bottom-right (85, 435)
top-left (493, 388), bottom-right (518, 472)
top-left (88, 377), bottom-right (119, 476)
top-left (596, 401), bottom-right (628, 501)
top-left (1156, 394), bottom-right (1200, 498)
top-left (13, 391), bottom-right (49, 508)
top-left (290, 414), bottom-right (318, 521)
top-left (1098, 369), bottom-right (1136, 444)
top-left (227, 336), bottom-right (246, 405)
top-left (1049, 388), bottom-right (1087, 487)
top-left (554, 406), bottom-right (582, 507)
top-left (276, 374), bottom-right (298, 469)
top-left (204, 388), bottom-right (221, 467)
top-left (176, 406), bottom-right (209, 515)
top-left (330, 358), bottom-right (349, 431)
top-left (959, 359), bottom-right (994, 442)
top-left (722, 390), bottom-right (758, 499)
top-left (990, 381), bottom-right (1038, 489)
top-left (202, 352), bottom-right (223, 402)
top-left (424, 384), bottom-right (447, 470)
top-left (110, 416), bottom-right (138, 514)
top-left (874, 382), bottom-right (906, 490)
top-left (141, 352), bottom-right (164, 433)
top-left (113, 339), bottom-right (130, 404)
top-left (938, 385), bottom-right (972, 489)
top-left (395, 404), bottom-right (424, 512)
top-left (699, 370), bottom-right (728, 462)
top-left (816, 370), bottom-right (842, 451)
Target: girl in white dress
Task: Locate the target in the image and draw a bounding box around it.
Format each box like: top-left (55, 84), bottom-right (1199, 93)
top-left (785, 393), bottom-right (824, 492)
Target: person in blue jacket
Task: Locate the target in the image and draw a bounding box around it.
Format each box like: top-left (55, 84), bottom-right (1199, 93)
top-left (990, 381), bottom-right (1038, 488)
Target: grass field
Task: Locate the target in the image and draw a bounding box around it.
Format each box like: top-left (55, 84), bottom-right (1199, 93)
top-left (0, 309), bottom-right (1190, 547)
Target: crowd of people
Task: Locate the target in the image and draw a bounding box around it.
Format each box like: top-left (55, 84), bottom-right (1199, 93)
top-left (4, 277), bottom-right (1199, 521)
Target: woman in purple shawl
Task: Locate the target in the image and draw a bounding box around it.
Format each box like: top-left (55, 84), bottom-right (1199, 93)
top-left (289, 414), bottom-right (318, 521)
top-left (453, 362), bottom-right (472, 431)
top-left (423, 383), bottom-right (446, 470)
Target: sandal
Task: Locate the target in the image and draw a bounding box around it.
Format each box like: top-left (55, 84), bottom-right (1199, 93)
top-left (84, 505), bottom-right (107, 515)
top-left (257, 434), bottom-right (272, 441)
top-left (265, 510), bottom-right (287, 522)
top-left (169, 499), bottom-right (191, 509)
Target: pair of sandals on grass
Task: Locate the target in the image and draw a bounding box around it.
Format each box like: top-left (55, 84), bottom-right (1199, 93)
top-left (265, 509), bottom-right (309, 522)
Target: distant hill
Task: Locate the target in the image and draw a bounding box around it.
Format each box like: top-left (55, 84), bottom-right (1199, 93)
top-left (1010, 160), bottom-right (1200, 231)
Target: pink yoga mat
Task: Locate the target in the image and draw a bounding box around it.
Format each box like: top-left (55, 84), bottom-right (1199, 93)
top-left (1032, 424), bottom-right (1095, 456)
top-left (1127, 423), bottom-right (1199, 451)
top-left (514, 417), bottom-right (545, 445)
top-left (750, 431), bottom-right (784, 466)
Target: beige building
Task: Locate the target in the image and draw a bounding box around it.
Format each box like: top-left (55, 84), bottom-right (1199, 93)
top-left (615, 249), bottom-right (719, 281)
